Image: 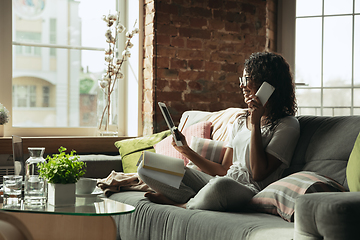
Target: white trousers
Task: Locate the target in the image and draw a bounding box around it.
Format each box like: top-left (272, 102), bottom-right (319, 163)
top-left (138, 166), bottom-right (256, 212)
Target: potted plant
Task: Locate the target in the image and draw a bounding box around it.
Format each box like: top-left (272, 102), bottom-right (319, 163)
top-left (38, 146), bottom-right (86, 206)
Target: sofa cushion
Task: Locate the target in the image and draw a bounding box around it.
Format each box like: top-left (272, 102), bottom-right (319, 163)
top-left (347, 131), bottom-right (360, 192)
top-left (114, 130), bottom-right (171, 173)
top-left (186, 137), bottom-right (226, 171)
top-left (154, 121), bottom-right (212, 165)
top-left (250, 171), bottom-right (346, 222)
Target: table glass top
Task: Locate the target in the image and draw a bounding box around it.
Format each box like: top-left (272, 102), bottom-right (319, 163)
top-left (1, 196), bottom-right (135, 216)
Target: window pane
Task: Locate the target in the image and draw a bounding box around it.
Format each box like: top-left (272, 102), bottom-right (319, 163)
top-left (354, 108), bottom-right (360, 115)
top-left (298, 107), bottom-right (321, 116)
top-left (296, 0), bottom-right (322, 17)
top-left (323, 89), bottom-right (351, 106)
top-left (296, 88), bottom-right (321, 107)
top-left (324, 0), bottom-right (353, 15)
top-left (323, 16), bottom-right (352, 87)
top-left (354, 89), bottom-right (360, 106)
top-left (355, 16), bottom-right (360, 86)
top-left (356, 0), bottom-right (360, 13)
top-left (295, 18), bottom-right (322, 87)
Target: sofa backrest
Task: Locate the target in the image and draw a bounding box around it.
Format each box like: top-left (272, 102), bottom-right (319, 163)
top-left (180, 110), bottom-right (360, 190)
top-left (283, 115), bottom-right (360, 190)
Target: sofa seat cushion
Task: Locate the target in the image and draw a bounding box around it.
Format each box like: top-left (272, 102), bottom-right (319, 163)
top-left (250, 171), bottom-right (346, 222)
top-left (109, 191), bottom-right (294, 240)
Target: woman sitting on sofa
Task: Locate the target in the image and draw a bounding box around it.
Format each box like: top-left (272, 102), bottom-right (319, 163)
top-left (138, 51), bottom-right (300, 212)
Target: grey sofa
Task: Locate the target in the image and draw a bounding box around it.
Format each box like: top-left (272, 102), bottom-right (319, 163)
top-left (83, 110), bottom-right (360, 240)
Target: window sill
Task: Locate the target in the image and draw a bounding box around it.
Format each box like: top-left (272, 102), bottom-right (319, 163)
top-left (0, 136), bottom-right (134, 155)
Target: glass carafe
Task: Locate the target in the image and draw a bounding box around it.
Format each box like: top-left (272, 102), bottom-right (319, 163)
top-left (24, 147), bottom-right (47, 206)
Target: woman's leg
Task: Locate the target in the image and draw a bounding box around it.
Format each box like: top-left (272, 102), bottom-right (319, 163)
top-left (186, 177), bottom-right (256, 212)
top-left (138, 165), bottom-right (213, 203)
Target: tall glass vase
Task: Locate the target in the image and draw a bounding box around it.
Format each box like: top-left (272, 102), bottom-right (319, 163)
top-left (97, 80), bottom-right (118, 136)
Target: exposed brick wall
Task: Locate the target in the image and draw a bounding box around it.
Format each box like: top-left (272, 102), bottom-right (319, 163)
top-left (142, 0), bottom-right (277, 135)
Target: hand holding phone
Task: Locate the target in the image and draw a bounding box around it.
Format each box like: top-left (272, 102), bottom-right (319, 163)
top-left (255, 82), bottom-right (275, 106)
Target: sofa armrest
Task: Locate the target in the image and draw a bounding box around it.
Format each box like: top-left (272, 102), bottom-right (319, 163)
top-left (294, 192), bottom-right (360, 240)
top-left (79, 154), bottom-right (122, 179)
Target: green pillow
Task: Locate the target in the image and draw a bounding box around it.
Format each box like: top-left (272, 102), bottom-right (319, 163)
top-left (347, 132), bottom-right (360, 192)
top-left (114, 130), bottom-right (171, 173)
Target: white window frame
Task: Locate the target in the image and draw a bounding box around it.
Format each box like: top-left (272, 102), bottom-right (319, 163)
top-left (278, 0), bottom-right (360, 116)
top-left (0, 0), bottom-right (143, 137)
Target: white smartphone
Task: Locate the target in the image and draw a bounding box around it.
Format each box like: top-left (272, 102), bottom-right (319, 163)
top-left (255, 82), bottom-right (275, 106)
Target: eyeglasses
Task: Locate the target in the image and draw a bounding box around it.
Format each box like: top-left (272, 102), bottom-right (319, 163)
top-left (239, 76), bottom-right (250, 87)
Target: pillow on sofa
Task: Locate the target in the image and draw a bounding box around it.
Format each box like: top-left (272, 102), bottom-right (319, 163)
top-left (114, 130), bottom-right (171, 173)
top-left (250, 171), bottom-right (346, 222)
top-left (186, 137), bottom-right (227, 171)
top-left (346, 131), bottom-right (360, 192)
top-left (154, 121), bottom-right (212, 165)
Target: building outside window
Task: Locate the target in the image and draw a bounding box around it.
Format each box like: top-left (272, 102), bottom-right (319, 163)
top-left (0, 0), bottom-right (141, 136)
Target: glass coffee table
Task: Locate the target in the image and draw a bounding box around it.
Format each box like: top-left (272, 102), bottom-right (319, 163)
top-left (1, 195), bottom-right (135, 240)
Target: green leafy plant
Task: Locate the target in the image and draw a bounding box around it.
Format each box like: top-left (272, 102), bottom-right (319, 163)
top-left (38, 146), bottom-right (86, 184)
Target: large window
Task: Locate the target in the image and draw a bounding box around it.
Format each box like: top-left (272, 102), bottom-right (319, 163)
top-left (0, 0), bottom-right (141, 137)
top-left (279, 0), bottom-right (360, 116)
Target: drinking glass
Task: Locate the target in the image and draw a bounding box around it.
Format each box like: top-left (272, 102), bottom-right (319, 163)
top-left (3, 175), bottom-right (23, 208)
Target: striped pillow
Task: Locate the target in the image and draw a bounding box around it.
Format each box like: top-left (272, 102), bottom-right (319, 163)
top-left (186, 137), bottom-right (227, 171)
top-left (250, 171), bottom-right (346, 222)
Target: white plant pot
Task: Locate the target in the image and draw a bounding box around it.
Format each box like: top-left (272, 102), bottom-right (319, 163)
top-left (48, 183), bottom-right (75, 206)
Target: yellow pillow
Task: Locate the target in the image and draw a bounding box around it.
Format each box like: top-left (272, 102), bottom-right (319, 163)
top-left (347, 132), bottom-right (360, 192)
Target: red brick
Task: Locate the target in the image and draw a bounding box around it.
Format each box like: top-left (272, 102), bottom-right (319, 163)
top-left (188, 81), bottom-right (203, 91)
top-left (189, 18), bottom-right (207, 29)
top-left (157, 24), bottom-right (178, 36)
top-left (210, 52), bottom-right (244, 64)
top-left (170, 37), bottom-right (185, 48)
top-left (186, 39), bottom-right (203, 49)
top-left (170, 58), bottom-right (187, 69)
top-left (241, 3), bottom-right (257, 15)
top-left (156, 91), bottom-right (183, 102)
top-left (156, 34), bottom-right (171, 45)
top-left (177, 49), bottom-right (210, 60)
top-left (169, 80), bottom-right (187, 91)
top-left (157, 68), bottom-right (179, 79)
top-left (157, 2), bottom-right (179, 15)
top-left (205, 61), bottom-right (222, 72)
top-left (157, 46), bottom-right (176, 57)
top-left (226, 12), bottom-right (246, 23)
top-left (208, 19), bottom-right (225, 30)
top-left (225, 22), bottom-right (240, 32)
top-left (156, 79), bottom-right (169, 91)
top-left (221, 63), bottom-right (237, 73)
top-left (171, 15), bottom-right (190, 28)
top-left (179, 28), bottom-right (211, 39)
top-left (188, 7), bottom-right (212, 18)
top-left (209, 0), bottom-right (223, 9)
top-left (218, 43), bottom-right (236, 52)
top-left (157, 12), bottom-right (171, 24)
top-left (178, 70), bottom-right (209, 81)
top-left (157, 57), bottom-right (170, 68)
top-left (188, 60), bottom-right (204, 70)
top-left (184, 92), bottom-right (216, 103)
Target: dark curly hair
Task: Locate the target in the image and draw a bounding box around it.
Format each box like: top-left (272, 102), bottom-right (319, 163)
top-left (244, 52), bottom-right (297, 127)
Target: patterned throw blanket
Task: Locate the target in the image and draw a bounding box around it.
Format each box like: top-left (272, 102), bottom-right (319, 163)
top-left (97, 170), bottom-right (153, 197)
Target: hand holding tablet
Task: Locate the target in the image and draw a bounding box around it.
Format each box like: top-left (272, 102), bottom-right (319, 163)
top-left (158, 102), bottom-right (183, 146)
